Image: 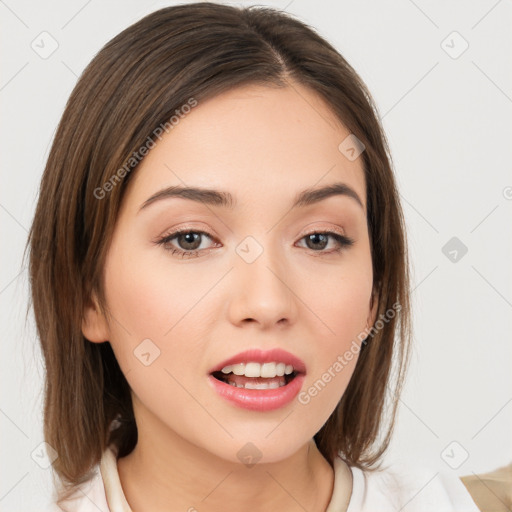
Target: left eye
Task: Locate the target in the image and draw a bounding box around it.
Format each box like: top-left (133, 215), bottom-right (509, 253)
top-left (297, 232), bottom-right (354, 253)
top-left (155, 229), bottom-right (354, 258)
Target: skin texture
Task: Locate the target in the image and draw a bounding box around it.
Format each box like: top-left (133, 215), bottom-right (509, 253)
top-left (83, 81), bottom-right (377, 512)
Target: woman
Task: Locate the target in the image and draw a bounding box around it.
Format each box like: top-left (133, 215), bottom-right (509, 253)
top-left (26, 3), bottom-right (509, 511)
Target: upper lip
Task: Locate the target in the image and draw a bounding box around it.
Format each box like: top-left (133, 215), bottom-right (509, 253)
top-left (209, 348), bottom-right (306, 375)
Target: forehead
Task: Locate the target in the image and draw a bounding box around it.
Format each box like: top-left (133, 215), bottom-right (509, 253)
top-left (124, 82), bottom-right (366, 213)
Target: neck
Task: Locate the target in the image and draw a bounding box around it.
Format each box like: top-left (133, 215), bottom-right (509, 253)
top-left (116, 411), bottom-right (346, 512)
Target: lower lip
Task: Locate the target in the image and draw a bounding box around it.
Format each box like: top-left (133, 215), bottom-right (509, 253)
top-left (207, 374), bottom-right (306, 412)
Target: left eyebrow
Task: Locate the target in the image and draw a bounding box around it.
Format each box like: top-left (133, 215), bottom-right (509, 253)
top-left (138, 182), bottom-right (364, 213)
top-left (293, 183), bottom-right (364, 210)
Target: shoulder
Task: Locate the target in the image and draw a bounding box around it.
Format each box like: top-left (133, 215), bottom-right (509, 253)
top-left (345, 458), bottom-right (481, 512)
top-left (460, 462), bottom-right (512, 512)
top-left (46, 459), bottom-right (110, 512)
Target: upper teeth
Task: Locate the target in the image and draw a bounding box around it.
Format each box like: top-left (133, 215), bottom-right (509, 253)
top-left (221, 362), bottom-right (294, 378)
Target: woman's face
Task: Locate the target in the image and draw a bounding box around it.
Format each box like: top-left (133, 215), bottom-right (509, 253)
top-left (84, 82), bottom-right (376, 464)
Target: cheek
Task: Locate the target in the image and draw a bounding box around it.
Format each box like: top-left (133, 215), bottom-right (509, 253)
top-left (306, 249), bottom-right (373, 345)
top-left (103, 241), bottom-right (209, 337)
top-left (297, 276), bottom-right (367, 431)
top-left (316, 273), bottom-right (371, 335)
top-left (297, 251), bottom-right (372, 415)
top-left (101, 245), bottom-right (210, 419)
top-left (102, 240), bottom-right (222, 381)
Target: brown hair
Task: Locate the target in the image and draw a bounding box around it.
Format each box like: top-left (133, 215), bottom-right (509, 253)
top-left (26, 1), bottom-right (411, 502)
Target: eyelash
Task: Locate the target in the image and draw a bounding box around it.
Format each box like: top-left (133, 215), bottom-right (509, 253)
top-left (154, 228), bottom-right (354, 259)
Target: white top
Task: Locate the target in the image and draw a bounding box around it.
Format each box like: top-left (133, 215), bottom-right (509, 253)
top-left (50, 446), bottom-right (480, 512)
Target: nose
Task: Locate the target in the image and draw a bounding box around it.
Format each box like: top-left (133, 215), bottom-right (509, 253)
top-left (227, 240), bottom-right (299, 330)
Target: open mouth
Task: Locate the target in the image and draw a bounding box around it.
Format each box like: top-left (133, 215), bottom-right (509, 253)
top-left (208, 358), bottom-right (306, 410)
top-left (211, 370), bottom-right (298, 389)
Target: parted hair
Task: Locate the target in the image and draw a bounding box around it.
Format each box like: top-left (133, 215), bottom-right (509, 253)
top-left (26, 1), bottom-right (411, 503)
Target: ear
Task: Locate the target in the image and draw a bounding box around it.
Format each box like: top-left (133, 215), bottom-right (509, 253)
top-left (82, 293), bottom-right (109, 343)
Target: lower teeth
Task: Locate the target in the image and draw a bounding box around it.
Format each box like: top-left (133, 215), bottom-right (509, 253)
top-left (228, 380), bottom-right (286, 389)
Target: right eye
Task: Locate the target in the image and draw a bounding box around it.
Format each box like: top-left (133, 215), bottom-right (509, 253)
top-left (155, 229), bottom-right (219, 258)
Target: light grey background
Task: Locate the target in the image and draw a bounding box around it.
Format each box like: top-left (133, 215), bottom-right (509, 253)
top-left (1, 0), bottom-right (511, 509)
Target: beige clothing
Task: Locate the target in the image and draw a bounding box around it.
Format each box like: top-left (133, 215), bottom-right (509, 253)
top-left (461, 462), bottom-right (512, 512)
top-left (51, 444), bottom-right (493, 512)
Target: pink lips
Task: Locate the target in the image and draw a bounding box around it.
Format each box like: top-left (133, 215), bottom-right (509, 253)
top-left (208, 373), bottom-right (306, 412)
top-left (208, 348), bottom-right (307, 375)
top-left (207, 348), bottom-right (307, 412)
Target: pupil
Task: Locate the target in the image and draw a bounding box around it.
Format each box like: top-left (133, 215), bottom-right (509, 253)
top-left (307, 233), bottom-right (327, 250)
top-left (179, 232), bottom-right (200, 250)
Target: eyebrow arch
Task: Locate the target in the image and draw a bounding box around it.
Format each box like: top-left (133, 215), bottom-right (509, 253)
top-left (139, 181), bottom-right (364, 212)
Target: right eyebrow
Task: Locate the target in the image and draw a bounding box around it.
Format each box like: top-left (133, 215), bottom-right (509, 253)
top-left (139, 185), bottom-right (235, 212)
